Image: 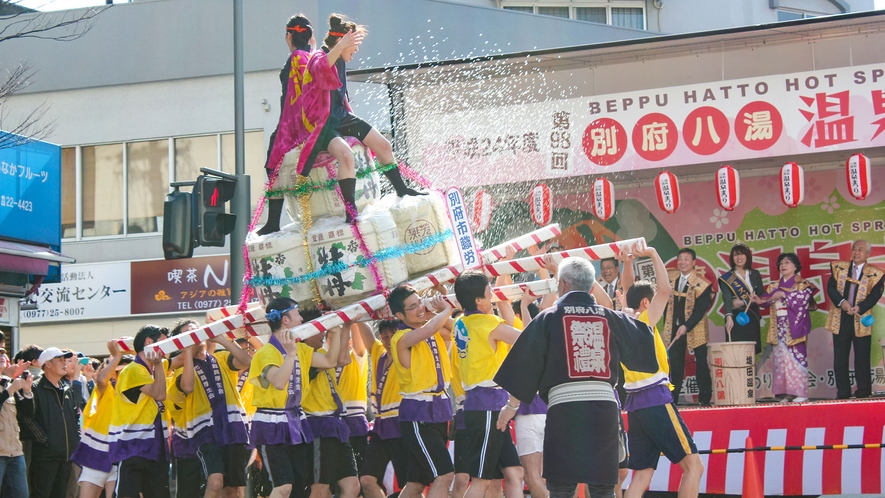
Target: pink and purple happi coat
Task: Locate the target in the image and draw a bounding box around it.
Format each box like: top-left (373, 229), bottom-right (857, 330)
top-left (267, 49), bottom-right (347, 177)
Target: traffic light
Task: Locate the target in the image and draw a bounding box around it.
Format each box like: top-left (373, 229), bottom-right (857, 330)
top-left (194, 174), bottom-right (237, 246)
top-left (162, 189), bottom-right (194, 260)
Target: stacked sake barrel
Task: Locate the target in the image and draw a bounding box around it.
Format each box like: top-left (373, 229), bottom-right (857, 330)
top-left (246, 138), bottom-right (454, 309)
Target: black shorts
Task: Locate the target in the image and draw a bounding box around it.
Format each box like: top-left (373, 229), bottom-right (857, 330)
top-left (115, 456), bottom-right (170, 498)
top-left (197, 443), bottom-right (249, 487)
top-left (316, 115), bottom-right (373, 152)
top-left (627, 403), bottom-right (697, 471)
top-left (311, 437), bottom-right (358, 485)
top-left (260, 443), bottom-right (311, 492)
top-left (350, 435), bottom-right (368, 475)
top-left (175, 456), bottom-right (205, 497)
top-left (361, 432), bottom-right (409, 489)
top-left (399, 421), bottom-right (454, 486)
top-left (453, 424), bottom-right (470, 475)
top-left (462, 410), bottom-right (521, 479)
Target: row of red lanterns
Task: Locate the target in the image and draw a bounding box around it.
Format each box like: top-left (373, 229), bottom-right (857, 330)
top-left (709, 153), bottom-right (870, 212)
top-left (470, 153), bottom-right (871, 230)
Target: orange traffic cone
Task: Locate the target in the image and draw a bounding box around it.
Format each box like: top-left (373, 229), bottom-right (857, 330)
top-left (742, 436), bottom-right (764, 498)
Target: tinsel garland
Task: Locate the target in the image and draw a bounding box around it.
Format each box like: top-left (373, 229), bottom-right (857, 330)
top-left (295, 175), bottom-right (324, 305)
top-left (246, 229), bottom-right (453, 288)
top-left (265, 161), bottom-right (396, 198)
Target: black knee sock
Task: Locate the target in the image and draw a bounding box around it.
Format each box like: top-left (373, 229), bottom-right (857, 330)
top-left (339, 178), bottom-right (358, 223)
top-left (257, 199), bottom-right (283, 235)
top-left (382, 164), bottom-right (426, 197)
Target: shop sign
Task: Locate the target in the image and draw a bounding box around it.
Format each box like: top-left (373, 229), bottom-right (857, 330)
top-left (130, 255), bottom-right (231, 314)
top-left (20, 262), bottom-right (130, 323)
top-left (0, 297), bottom-right (18, 326)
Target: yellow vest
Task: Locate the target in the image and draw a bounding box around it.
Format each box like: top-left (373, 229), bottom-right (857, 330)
top-left (186, 350), bottom-right (248, 445)
top-left (248, 341), bottom-right (314, 409)
top-left (623, 310), bottom-right (673, 392)
top-left (390, 326), bottom-right (451, 398)
top-left (302, 348), bottom-right (341, 416)
top-left (336, 350), bottom-right (369, 417)
top-left (108, 359), bottom-right (168, 462)
top-left (370, 340), bottom-right (401, 420)
top-left (454, 314), bottom-right (508, 390)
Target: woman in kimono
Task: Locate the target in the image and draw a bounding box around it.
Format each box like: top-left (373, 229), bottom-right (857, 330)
top-left (719, 244), bottom-right (765, 353)
top-left (753, 253), bottom-right (817, 402)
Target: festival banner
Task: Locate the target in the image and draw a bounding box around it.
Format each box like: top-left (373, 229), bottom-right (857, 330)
top-left (475, 165), bottom-right (885, 400)
top-left (415, 63), bottom-right (885, 188)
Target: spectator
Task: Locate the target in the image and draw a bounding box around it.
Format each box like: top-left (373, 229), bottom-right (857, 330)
top-left (13, 344), bottom-right (42, 485)
top-left (23, 347), bottom-right (81, 498)
top-left (0, 360), bottom-right (33, 498)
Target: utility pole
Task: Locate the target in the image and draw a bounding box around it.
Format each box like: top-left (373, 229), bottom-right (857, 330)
top-left (230, 0), bottom-right (249, 303)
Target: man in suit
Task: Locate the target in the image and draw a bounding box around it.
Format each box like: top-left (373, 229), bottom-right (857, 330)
top-left (826, 240), bottom-right (885, 399)
top-left (598, 258), bottom-right (621, 310)
top-left (662, 249), bottom-right (715, 406)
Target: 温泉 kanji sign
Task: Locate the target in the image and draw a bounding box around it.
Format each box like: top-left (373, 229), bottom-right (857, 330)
top-left (415, 63), bottom-right (885, 187)
top-left (20, 262), bottom-right (130, 323)
top-left (130, 255), bottom-right (230, 314)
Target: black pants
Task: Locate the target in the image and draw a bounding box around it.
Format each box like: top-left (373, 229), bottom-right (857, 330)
top-left (834, 316), bottom-right (872, 398)
top-left (548, 481), bottom-right (614, 498)
top-left (668, 334), bottom-right (711, 405)
top-left (28, 458), bottom-right (71, 498)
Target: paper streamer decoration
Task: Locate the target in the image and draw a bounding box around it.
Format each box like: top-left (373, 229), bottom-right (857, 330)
top-left (484, 238), bottom-right (645, 277)
top-left (654, 170), bottom-right (681, 214)
top-left (846, 153), bottom-right (871, 200)
top-left (444, 187), bottom-right (481, 271)
top-left (716, 165), bottom-right (740, 211)
top-left (592, 177), bottom-right (615, 221)
top-left (530, 183), bottom-right (552, 227)
top-left (472, 189), bottom-right (493, 233)
top-left (780, 162), bottom-right (805, 208)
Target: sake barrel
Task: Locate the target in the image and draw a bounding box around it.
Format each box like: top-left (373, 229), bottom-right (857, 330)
top-left (246, 223), bottom-right (316, 307)
top-left (708, 341), bottom-right (756, 406)
top-left (205, 305), bottom-right (271, 338)
top-left (307, 211), bottom-right (408, 308)
top-left (387, 193), bottom-right (455, 278)
top-left (278, 137), bottom-right (381, 222)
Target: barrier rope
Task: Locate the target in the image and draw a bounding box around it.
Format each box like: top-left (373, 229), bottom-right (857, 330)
top-left (698, 443), bottom-right (885, 455)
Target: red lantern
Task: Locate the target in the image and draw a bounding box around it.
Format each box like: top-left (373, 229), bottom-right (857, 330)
top-left (780, 162), bottom-right (805, 208)
top-left (592, 177), bottom-right (615, 221)
top-left (471, 189), bottom-right (493, 233)
top-left (716, 165), bottom-right (740, 211)
top-left (654, 171), bottom-right (681, 214)
top-left (846, 153), bottom-right (871, 200)
top-left (529, 183), bottom-right (552, 227)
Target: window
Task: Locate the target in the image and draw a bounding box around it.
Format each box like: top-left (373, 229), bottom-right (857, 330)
top-left (538, 7), bottom-right (569, 18)
top-left (81, 144), bottom-right (123, 237)
top-left (126, 140), bottom-right (169, 234)
top-left (777, 10), bottom-right (807, 21)
top-left (611, 7), bottom-right (644, 29)
top-left (501, 2), bottom-right (645, 30)
top-left (221, 131), bottom-right (266, 214)
top-left (61, 148), bottom-right (76, 238)
top-left (63, 130), bottom-right (266, 240)
top-left (575, 7), bottom-right (606, 23)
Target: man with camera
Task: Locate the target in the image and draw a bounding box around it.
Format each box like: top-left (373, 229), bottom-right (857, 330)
top-left (0, 359), bottom-right (33, 497)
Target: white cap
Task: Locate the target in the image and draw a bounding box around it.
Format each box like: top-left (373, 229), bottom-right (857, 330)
top-left (37, 347), bottom-right (73, 367)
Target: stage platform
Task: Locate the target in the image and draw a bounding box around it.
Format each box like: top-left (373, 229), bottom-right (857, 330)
top-left (625, 398), bottom-right (885, 495)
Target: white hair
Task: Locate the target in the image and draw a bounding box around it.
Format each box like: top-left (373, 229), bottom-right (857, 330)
top-left (854, 239), bottom-right (872, 254)
top-left (558, 257), bottom-right (596, 293)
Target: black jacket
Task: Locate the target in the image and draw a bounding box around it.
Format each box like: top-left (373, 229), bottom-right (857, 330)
top-left (21, 376), bottom-right (80, 461)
